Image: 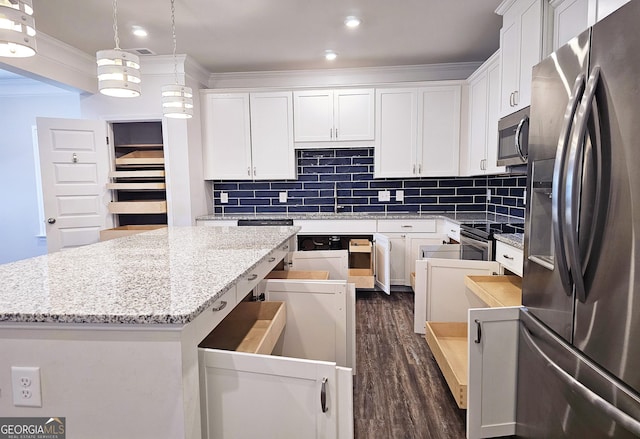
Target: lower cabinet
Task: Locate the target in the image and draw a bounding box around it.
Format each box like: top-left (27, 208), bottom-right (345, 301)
top-left (414, 259), bottom-right (499, 333)
top-left (198, 279), bottom-right (355, 439)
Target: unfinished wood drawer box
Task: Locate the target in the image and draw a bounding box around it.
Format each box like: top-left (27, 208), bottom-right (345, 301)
top-left (99, 225), bottom-right (166, 241)
top-left (199, 302), bottom-right (286, 355)
top-left (425, 321), bottom-right (468, 409)
top-left (265, 270), bottom-right (330, 280)
top-left (115, 150), bottom-right (165, 166)
top-left (106, 182), bottom-right (166, 190)
top-left (108, 201), bottom-right (167, 214)
top-left (348, 239), bottom-right (374, 288)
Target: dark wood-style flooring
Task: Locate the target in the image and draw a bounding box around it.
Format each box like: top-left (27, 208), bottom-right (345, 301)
top-left (354, 290), bottom-right (466, 439)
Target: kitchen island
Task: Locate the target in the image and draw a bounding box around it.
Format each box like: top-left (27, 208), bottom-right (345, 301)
top-left (0, 225), bottom-right (298, 439)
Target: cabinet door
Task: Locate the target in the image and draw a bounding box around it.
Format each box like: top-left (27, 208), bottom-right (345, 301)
top-left (374, 88), bottom-right (418, 178)
top-left (334, 89), bottom-right (375, 141)
top-left (499, 17), bottom-right (520, 117)
top-left (406, 234), bottom-right (449, 288)
top-left (202, 93), bottom-right (252, 179)
top-left (413, 259), bottom-right (499, 333)
top-left (294, 90), bottom-right (334, 142)
top-left (484, 59), bottom-right (506, 174)
top-left (552, 0), bottom-right (589, 49)
top-left (467, 71), bottom-right (489, 175)
top-left (595, 0), bottom-right (631, 21)
top-left (467, 307), bottom-right (519, 439)
top-left (417, 85), bottom-right (461, 176)
top-left (250, 91), bottom-right (295, 180)
top-left (517, 0), bottom-right (544, 112)
top-left (263, 279), bottom-right (349, 367)
top-left (384, 233), bottom-right (407, 286)
top-left (373, 233), bottom-right (391, 294)
top-left (290, 250), bottom-right (349, 281)
top-left (200, 349), bottom-right (347, 439)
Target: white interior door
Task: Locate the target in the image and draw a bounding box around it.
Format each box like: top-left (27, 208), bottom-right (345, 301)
top-left (36, 117), bottom-right (111, 253)
top-left (374, 233), bottom-right (391, 294)
top-left (290, 250), bottom-right (349, 281)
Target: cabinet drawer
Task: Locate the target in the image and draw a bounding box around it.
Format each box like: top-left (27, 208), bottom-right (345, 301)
top-left (377, 219), bottom-right (436, 233)
top-left (495, 241), bottom-right (523, 277)
top-left (99, 225), bottom-right (165, 241)
top-left (295, 219), bottom-right (377, 234)
top-left (236, 245), bottom-right (288, 302)
top-left (205, 286), bottom-right (237, 330)
top-left (108, 201), bottom-right (167, 214)
top-left (424, 321), bottom-right (468, 409)
top-left (444, 220), bottom-right (460, 242)
top-left (199, 301), bottom-right (286, 355)
top-left (266, 270), bottom-right (330, 280)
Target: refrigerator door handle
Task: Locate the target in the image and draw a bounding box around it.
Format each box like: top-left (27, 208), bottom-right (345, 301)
top-left (566, 67), bottom-right (601, 303)
top-left (552, 73), bottom-right (586, 296)
top-left (520, 323), bottom-right (640, 436)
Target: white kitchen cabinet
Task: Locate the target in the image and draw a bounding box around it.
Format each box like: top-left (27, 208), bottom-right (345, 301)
top-left (467, 306), bottom-right (519, 439)
top-left (497, 0), bottom-right (546, 117)
top-left (385, 233), bottom-right (407, 286)
top-left (199, 279), bottom-right (355, 439)
top-left (290, 250), bottom-right (350, 281)
top-left (442, 219), bottom-right (461, 242)
top-left (293, 89), bottom-right (374, 143)
top-left (202, 91), bottom-right (295, 180)
top-left (413, 259), bottom-right (499, 334)
top-left (465, 52), bottom-right (506, 175)
top-left (374, 85), bottom-right (462, 178)
top-left (495, 240), bottom-right (524, 277)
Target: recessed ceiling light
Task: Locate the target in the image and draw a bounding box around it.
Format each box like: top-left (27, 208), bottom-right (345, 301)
top-left (325, 50), bottom-right (337, 61)
top-left (344, 16), bottom-right (361, 28)
top-left (132, 26), bottom-right (148, 37)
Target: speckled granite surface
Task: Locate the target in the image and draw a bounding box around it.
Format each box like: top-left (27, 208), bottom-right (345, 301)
top-left (196, 212), bottom-right (520, 224)
top-left (0, 226), bottom-right (298, 325)
top-left (495, 233), bottom-right (524, 250)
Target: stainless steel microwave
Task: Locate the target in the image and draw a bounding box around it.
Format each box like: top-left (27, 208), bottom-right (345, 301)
top-left (497, 106), bottom-right (529, 166)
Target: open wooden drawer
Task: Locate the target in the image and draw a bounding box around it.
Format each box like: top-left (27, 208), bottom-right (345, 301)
top-left (424, 321), bottom-right (468, 409)
top-left (348, 239), bottom-right (374, 288)
top-left (198, 279), bottom-right (355, 439)
top-left (199, 301), bottom-right (286, 355)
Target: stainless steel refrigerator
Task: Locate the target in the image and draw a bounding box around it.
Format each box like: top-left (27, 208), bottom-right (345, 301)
top-left (520, 1), bottom-right (640, 437)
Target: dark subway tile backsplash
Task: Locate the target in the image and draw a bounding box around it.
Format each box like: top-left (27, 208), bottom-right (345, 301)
top-left (211, 148), bottom-right (527, 218)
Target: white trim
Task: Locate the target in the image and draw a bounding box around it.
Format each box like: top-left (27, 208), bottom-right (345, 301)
top-left (207, 62), bottom-right (481, 89)
top-left (31, 125), bottom-right (46, 239)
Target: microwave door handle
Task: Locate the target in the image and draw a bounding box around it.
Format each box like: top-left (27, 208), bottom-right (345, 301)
top-left (565, 67), bottom-right (601, 304)
top-left (552, 73), bottom-right (586, 296)
top-left (515, 115), bottom-right (529, 161)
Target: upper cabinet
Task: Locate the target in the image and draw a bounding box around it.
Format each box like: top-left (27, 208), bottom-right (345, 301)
top-left (374, 84), bottom-right (462, 178)
top-left (497, 0), bottom-right (546, 118)
top-left (202, 91), bottom-right (295, 180)
top-left (550, 0), bottom-right (631, 50)
top-left (465, 52), bottom-right (506, 176)
top-left (293, 88), bottom-right (374, 143)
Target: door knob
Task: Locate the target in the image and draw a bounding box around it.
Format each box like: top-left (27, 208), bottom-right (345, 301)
top-left (47, 218), bottom-right (56, 224)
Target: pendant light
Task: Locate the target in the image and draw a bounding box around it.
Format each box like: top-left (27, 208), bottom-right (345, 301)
top-left (96, 0), bottom-right (141, 97)
top-left (0, 0), bottom-right (36, 57)
top-left (161, 0), bottom-right (193, 119)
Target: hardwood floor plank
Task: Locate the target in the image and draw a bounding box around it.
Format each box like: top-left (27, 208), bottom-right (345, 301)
top-left (354, 290), bottom-right (466, 439)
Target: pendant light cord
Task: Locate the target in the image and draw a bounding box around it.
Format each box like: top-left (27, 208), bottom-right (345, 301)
top-left (170, 0), bottom-right (179, 85)
top-left (112, 0), bottom-right (120, 50)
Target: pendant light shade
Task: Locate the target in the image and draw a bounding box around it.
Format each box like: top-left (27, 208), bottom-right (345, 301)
top-left (97, 49), bottom-right (141, 97)
top-left (162, 84), bottom-right (193, 118)
top-left (0, 0), bottom-right (36, 58)
top-left (96, 0), bottom-right (141, 97)
top-left (162, 0), bottom-right (193, 119)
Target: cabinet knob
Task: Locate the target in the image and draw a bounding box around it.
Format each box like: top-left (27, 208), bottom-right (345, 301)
top-left (47, 218), bottom-right (56, 224)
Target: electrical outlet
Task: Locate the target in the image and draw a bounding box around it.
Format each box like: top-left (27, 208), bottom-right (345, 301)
top-left (486, 188), bottom-right (491, 202)
top-left (279, 191), bottom-right (287, 203)
top-left (378, 190), bottom-right (391, 202)
top-left (220, 192), bottom-right (228, 204)
top-left (395, 190), bottom-right (404, 202)
top-left (11, 366), bottom-right (42, 407)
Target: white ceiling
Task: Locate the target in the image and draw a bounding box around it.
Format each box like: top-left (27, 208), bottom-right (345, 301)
top-left (29, 0), bottom-right (503, 74)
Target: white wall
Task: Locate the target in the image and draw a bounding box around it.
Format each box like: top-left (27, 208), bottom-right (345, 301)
top-left (0, 84), bottom-right (81, 264)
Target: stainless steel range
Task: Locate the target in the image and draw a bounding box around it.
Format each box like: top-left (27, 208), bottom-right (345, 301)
top-left (459, 222), bottom-right (524, 261)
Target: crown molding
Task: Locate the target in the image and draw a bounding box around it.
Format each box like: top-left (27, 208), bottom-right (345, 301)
top-left (207, 62), bottom-right (483, 89)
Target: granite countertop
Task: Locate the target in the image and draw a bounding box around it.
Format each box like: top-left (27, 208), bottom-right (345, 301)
top-left (196, 212), bottom-right (520, 225)
top-left (494, 233), bottom-right (524, 250)
top-left (0, 226), bottom-right (298, 325)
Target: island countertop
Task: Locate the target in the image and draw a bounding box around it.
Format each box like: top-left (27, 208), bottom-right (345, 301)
top-left (0, 226), bottom-right (298, 325)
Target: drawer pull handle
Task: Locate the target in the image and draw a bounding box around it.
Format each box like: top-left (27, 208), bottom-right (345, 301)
top-left (283, 245), bottom-right (289, 250)
top-left (503, 254), bottom-right (514, 260)
top-left (211, 301), bottom-right (227, 312)
top-left (268, 257), bottom-right (276, 262)
top-left (474, 319), bottom-right (482, 344)
top-left (401, 225), bottom-right (413, 228)
top-left (450, 229), bottom-right (456, 233)
top-left (320, 377), bottom-right (328, 413)
top-left (247, 274), bottom-right (258, 281)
